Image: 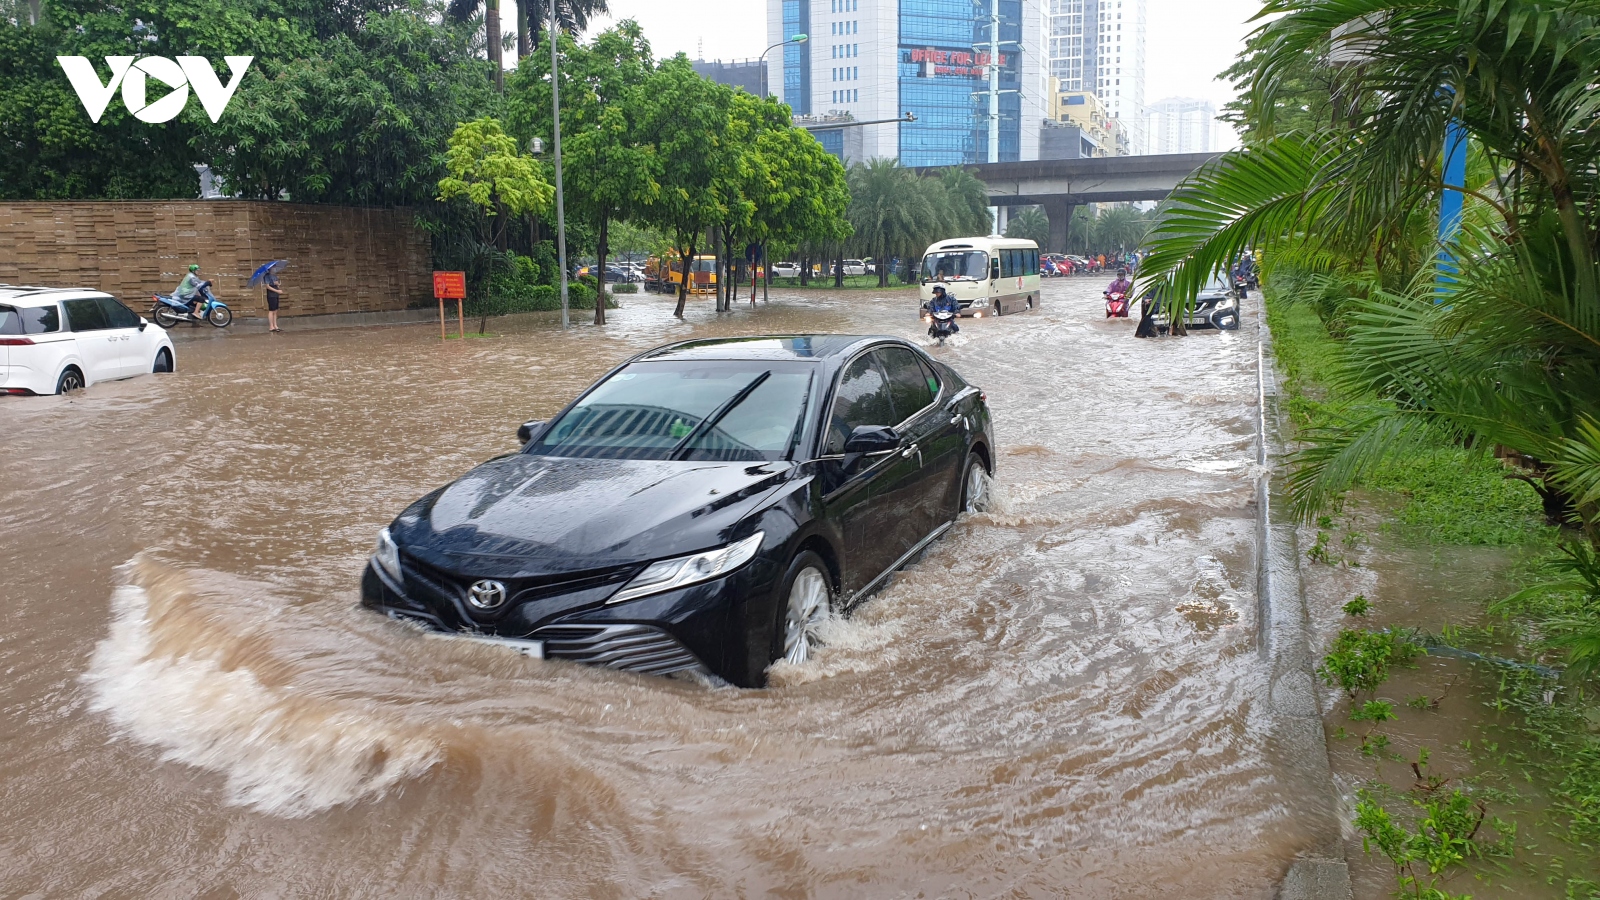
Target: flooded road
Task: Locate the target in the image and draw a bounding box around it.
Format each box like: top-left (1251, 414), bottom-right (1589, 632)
top-left (1, 280), bottom-right (1326, 897)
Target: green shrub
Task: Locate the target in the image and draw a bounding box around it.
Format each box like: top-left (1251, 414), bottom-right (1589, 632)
top-left (613, 282), bottom-right (638, 294)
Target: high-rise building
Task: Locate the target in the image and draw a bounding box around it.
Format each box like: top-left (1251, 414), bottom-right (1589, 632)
top-left (1145, 96), bottom-right (1216, 154)
top-left (1044, 0), bottom-right (1147, 153)
top-left (692, 58), bottom-right (769, 97)
top-left (768, 0), bottom-right (1046, 166)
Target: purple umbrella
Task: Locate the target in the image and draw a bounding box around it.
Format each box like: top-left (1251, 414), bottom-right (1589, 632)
top-left (248, 260), bottom-right (286, 288)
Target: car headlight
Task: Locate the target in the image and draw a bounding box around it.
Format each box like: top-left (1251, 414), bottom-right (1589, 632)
top-left (607, 532), bottom-right (765, 605)
top-left (372, 527), bottom-right (402, 584)
top-left (973, 297), bottom-right (990, 307)
top-left (1217, 298), bottom-right (1237, 310)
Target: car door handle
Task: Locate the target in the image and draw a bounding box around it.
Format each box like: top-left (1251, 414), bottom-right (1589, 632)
top-left (950, 413), bottom-right (964, 426)
top-left (901, 443), bottom-right (919, 458)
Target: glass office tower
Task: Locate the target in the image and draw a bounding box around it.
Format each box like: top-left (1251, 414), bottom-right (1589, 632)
top-left (771, 0), bottom-right (1032, 166)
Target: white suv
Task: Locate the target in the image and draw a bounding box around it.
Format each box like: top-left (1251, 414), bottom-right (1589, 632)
top-left (0, 286), bottom-right (176, 395)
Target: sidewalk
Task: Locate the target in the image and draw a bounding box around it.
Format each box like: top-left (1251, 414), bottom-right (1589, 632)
top-left (165, 307), bottom-right (440, 340)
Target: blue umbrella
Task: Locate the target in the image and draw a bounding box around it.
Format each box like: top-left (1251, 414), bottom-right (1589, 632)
top-left (248, 260), bottom-right (286, 287)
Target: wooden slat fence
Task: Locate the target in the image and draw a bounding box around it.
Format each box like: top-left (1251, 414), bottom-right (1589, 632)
top-left (0, 201), bottom-right (431, 318)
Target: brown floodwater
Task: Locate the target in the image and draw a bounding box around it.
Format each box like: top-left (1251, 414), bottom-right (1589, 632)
top-left (3, 279), bottom-right (1323, 897)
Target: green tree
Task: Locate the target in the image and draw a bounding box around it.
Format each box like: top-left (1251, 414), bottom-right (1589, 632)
top-left (846, 159), bottom-right (933, 288)
top-left (508, 22), bottom-right (657, 323)
top-left (1006, 207), bottom-right (1050, 249)
top-left (1139, 0), bottom-right (1600, 537)
top-left (437, 116), bottom-right (553, 247)
top-left (633, 57), bottom-right (734, 317)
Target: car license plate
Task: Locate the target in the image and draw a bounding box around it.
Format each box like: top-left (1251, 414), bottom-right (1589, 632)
top-left (427, 632), bottom-right (545, 659)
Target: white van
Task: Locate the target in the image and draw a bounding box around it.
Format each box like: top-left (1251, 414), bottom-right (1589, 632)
top-left (0, 286), bottom-right (176, 395)
top-left (918, 237), bottom-right (1042, 317)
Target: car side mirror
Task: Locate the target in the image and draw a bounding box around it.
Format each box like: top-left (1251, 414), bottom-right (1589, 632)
top-left (138, 320), bottom-right (147, 332)
top-left (517, 420), bottom-right (545, 444)
top-left (840, 425), bottom-right (899, 471)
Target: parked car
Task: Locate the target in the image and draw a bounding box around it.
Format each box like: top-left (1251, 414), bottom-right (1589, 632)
top-left (361, 335), bottom-right (996, 687)
top-left (841, 259), bottom-right (868, 277)
top-left (1, 286), bottom-right (176, 395)
top-left (771, 262), bottom-right (801, 278)
top-left (1150, 275), bottom-right (1243, 332)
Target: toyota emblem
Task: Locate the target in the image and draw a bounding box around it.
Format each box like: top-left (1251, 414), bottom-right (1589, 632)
top-left (467, 579), bottom-right (508, 610)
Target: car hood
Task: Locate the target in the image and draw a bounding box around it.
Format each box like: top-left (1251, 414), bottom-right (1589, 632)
top-left (391, 454), bottom-right (793, 578)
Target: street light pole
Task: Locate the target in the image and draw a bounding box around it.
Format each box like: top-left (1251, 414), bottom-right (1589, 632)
top-left (759, 34), bottom-right (808, 100)
top-left (550, 0), bottom-right (570, 329)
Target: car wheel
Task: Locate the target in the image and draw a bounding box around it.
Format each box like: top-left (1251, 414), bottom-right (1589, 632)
top-left (961, 452), bottom-right (991, 514)
top-left (56, 367), bottom-right (84, 394)
top-left (207, 306), bottom-right (233, 328)
top-left (152, 348), bottom-right (174, 373)
top-left (774, 551), bottom-right (832, 670)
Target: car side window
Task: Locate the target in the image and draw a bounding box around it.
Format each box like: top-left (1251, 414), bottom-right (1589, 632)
top-left (18, 304), bottom-right (61, 334)
top-left (876, 347), bottom-right (934, 423)
top-left (0, 307), bottom-right (18, 335)
top-left (97, 296), bottom-right (140, 329)
top-left (824, 353), bottom-right (896, 455)
top-left (62, 297), bottom-right (109, 332)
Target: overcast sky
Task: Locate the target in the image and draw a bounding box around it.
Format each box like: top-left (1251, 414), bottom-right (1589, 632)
top-left (526, 0), bottom-right (1266, 148)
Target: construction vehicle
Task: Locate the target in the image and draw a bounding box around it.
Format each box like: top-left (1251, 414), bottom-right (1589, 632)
top-left (644, 254), bottom-right (718, 295)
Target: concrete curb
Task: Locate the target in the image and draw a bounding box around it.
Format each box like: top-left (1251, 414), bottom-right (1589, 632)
top-left (1257, 319), bottom-right (1353, 900)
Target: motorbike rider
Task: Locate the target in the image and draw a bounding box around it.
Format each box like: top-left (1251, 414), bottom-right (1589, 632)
top-left (1105, 268), bottom-right (1133, 298)
top-left (926, 285), bottom-right (961, 333)
top-left (174, 264), bottom-right (208, 320)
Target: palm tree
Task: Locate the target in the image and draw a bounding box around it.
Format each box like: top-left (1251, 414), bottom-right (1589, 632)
top-left (1139, 0), bottom-right (1600, 534)
top-left (524, 0), bottom-right (610, 58)
top-left (847, 159), bottom-right (935, 288)
top-left (1005, 207), bottom-right (1050, 248)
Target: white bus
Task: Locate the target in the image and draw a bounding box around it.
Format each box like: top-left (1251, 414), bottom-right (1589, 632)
top-left (918, 237), bottom-right (1042, 317)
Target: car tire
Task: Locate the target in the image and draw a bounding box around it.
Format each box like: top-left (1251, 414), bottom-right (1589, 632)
top-left (56, 367), bottom-right (84, 394)
top-left (766, 550), bottom-right (832, 679)
top-left (961, 452), bottom-right (991, 514)
top-left (153, 348), bottom-right (174, 373)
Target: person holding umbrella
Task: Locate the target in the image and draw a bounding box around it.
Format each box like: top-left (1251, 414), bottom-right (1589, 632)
top-left (249, 261), bottom-right (287, 332)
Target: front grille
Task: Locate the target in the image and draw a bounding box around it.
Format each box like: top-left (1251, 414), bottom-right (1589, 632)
top-left (532, 624), bottom-right (706, 676)
top-left (399, 552), bottom-right (634, 621)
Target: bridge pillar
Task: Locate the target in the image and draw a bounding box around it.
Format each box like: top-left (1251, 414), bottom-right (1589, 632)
top-left (1043, 199), bottom-right (1076, 254)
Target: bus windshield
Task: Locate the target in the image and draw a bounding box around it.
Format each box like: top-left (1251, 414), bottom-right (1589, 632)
top-left (921, 250), bottom-right (988, 283)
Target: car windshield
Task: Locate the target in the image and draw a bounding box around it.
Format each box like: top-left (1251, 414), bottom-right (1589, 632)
top-left (921, 251), bottom-right (988, 282)
top-left (528, 360), bottom-right (814, 462)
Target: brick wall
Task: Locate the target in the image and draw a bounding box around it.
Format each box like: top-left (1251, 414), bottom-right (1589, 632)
top-left (0, 201), bottom-right (432, 318)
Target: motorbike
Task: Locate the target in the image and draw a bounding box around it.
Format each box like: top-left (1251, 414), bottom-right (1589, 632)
top-left (922, 303), bottom-right (959, 346)
top-left (1105, 290), bottom-right (1131, 318)
top-left (1233, 275), bottom-right (1252, 300)
top-left (150, 282), bottom-right (233, 329)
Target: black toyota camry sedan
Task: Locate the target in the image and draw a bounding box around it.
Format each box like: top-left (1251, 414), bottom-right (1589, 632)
top-left (361, 335), bottom-right (995, 687)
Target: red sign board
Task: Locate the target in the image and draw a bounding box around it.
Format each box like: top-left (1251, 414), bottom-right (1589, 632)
top-left (433, 271), bottom-right (466, 300)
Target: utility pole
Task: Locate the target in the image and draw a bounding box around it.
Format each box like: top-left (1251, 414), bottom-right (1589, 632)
top-left (550, 0), bottom-right (569, 329)
top-left (987, 0), bottom-right (1000, 165)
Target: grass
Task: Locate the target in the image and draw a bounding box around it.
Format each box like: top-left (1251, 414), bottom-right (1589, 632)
top-left (1264, 291), bottom-right (1549, 547)
top-left (1269, 277), bottom-right (1600, 895)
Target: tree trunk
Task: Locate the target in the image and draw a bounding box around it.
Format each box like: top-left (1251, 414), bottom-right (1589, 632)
top-left (673, 243), bottom-right (695, 318)
top-left (529, 6), bottom-right (543, 53)
top-left (593, 215), bottom-right (608, 325)
top-left (799, 255), bottom-right (809, 286)
top-left (834, 250), bottom-right (844, 288)
top-left (879, 244), bottom-right (889, 287)
top-left (516, 0), bottom-right (530, 59)
top-left (762, 244), bottom-right (769, 302)
top-left (487, 0), bottom-right (503, 90)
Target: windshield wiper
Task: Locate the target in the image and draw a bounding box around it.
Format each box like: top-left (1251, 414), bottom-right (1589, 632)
top-left (669, 372), bottom-right (771, 460)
